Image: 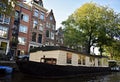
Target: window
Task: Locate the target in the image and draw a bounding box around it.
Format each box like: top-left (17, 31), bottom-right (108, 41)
top-left (46, 30), bottom-right (50, 38)
top-left (46, 22), bottom-right (49, 27)
top-left (19, 25), bottom-right (28, 33)
top-left (98, 59), bottom-right (101, 66)
top-left (21, 13), bottom-right (29, 22)
top-left (0, 13), bottom-right (4, 23)
top-left (0, 14), bottom-right (10, 24)
top-left (15, 11), bottom-right (19, 21)
top-left (4, 16), bottom-right (10, 24)
top-left (52, 24), bottom-right (55, 30)
top-left (66, 53), bottom-right (72, 64)
top-left (40, 12), bottom-right (44, 20)
top-left (34, 9), bottom-right (39, 17)
top-left (32, 32), bottom-right (36, 42)
top-left (82, 56), bottom-right (86, 65)
top-left (78, 55), bottom-right (82, 64)
top-left (18, 37), bottom-right (26, 45)
top-left (39, 23), bottom-right (43, 31)
top-left (33, 20), bottom-right (38, 29)
top-left (51, 32), bottom-right (54, 39)
top-left (0, 26), bottom-right (8, 38)
top-left (90, 57), bottom-right (95, 66)
top-left (50, 16), bottom-right (53, 20)
top-left (38, 34), bottom-right (42, 43)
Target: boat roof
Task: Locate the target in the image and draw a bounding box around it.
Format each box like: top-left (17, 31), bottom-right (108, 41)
top-left (30, 46), bottom-right (108, 58)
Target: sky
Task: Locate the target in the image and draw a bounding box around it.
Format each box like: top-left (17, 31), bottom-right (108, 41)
top-left (43, 0), bottom-right (120, 54)
top-left (43, 0), bottom-right (120, 29)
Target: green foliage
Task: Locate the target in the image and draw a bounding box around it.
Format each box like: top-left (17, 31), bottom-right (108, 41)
top-left (104, 40), bottom-right (120, 61)
top-left (62, 2), bottom-right (120, 56)
top-left (0, 0), bottom-right (17, 16)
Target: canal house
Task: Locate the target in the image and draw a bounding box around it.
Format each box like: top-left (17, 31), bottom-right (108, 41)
top-left (29, 46), bottom-right (109, 67)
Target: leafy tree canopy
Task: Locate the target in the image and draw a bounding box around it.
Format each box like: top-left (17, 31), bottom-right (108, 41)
top-left (0, 0), bottom-right (17, 16)
top-left (62, 2), bottom-right (120, 56)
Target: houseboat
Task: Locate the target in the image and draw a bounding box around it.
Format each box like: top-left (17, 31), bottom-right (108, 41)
top-left (16, 46), bottom-right (111, 78)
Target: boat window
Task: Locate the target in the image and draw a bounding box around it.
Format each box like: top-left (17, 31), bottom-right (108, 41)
top-left (82, 56), bottom-right (86, 65)
top-left (40, 58), bottom-right (56, 65)
top-left (66, 53), bottom-right (72, 64)
top-left (78, 55), bottom-right (82, 64)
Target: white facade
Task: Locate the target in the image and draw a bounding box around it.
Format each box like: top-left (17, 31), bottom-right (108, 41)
top-left (30, 50), bottom-right (109, 67)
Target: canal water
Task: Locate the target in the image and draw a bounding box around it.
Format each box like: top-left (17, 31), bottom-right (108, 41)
top-left (0, 72), bottom-right (120, 82)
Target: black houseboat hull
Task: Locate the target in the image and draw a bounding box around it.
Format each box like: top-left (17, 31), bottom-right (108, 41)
top-left (16, 61), bottom-right (111, 78)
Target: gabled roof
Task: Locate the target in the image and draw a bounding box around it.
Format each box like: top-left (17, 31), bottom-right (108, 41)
top-left (46, 9), bottom-right (56, 22)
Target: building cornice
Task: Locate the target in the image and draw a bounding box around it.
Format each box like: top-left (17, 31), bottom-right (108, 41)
top-left (32, 2), bottom-right (48, 12)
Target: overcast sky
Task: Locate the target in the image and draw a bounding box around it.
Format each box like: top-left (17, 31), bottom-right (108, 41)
top-left (43, 0), bottom-right (120, 29)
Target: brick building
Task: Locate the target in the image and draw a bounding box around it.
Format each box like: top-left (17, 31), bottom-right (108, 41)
top-left (27, 0), bottom-right (56, 51)
top-left (9, 1), bottom-right (32, 56)
top-left (0, 0), bottom-right (64, 57)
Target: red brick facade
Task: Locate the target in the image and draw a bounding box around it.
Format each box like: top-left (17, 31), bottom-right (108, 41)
top-left (2, 0), bottom-right (64, 56)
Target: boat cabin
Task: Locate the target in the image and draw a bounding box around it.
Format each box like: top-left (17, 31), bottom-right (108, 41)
top-left (29, 46), bottom-right (109, 67)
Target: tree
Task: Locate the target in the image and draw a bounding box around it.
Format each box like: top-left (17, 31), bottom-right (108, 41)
top-left (104, 40), bottom-right (120, 61)
top-left (62, 2), bottom-right (120, 55)
top-left (0, 0), bottom-right (17, 15)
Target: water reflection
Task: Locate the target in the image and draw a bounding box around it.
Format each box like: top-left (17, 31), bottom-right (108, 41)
top-left (0, 72), bottom-right (120, 82)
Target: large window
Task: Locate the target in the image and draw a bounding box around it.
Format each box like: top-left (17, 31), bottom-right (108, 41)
top-left (33, 20), bottom-right (38, 29)
top-left (66, 53), bottom-right (72, 64)
top-left (18, 37), bottom-right (26, 45)
top-left (34, 9), bottom-right (39, 17)
top-left (32, 32), bottom-right (36, 42)
top-left (21, 13), bottom-right (29, 22)
top-left (19, 25), bottom-right (28, 33)
top-left (0, 26), bottom-right (8, 38)
top-left (0, 14), bottom-right (10, 24)
top-left (40, 12), bottom-right (44, 20)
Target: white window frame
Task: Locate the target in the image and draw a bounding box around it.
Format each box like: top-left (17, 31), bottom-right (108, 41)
top-left (51, 32), bottom-right (54, 40)
top-left (0, 25), bottom-right (8, 38)
top-left (40, 12), bottom-right (44, 20)
top-left (18, 37), bottom-right (26, 45)
top-left (19, 24), bottom-right (28, 33)
top-left (4, 16), bottom-right (10, 24)
top-left (21, 13), bottom-right (29, 22)
top-left (39, 23), bottom-right (43, 31)
top-left (34, 9), bottom-right (39, 17)
top-left (33, 20), bottom-right (38, 29)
